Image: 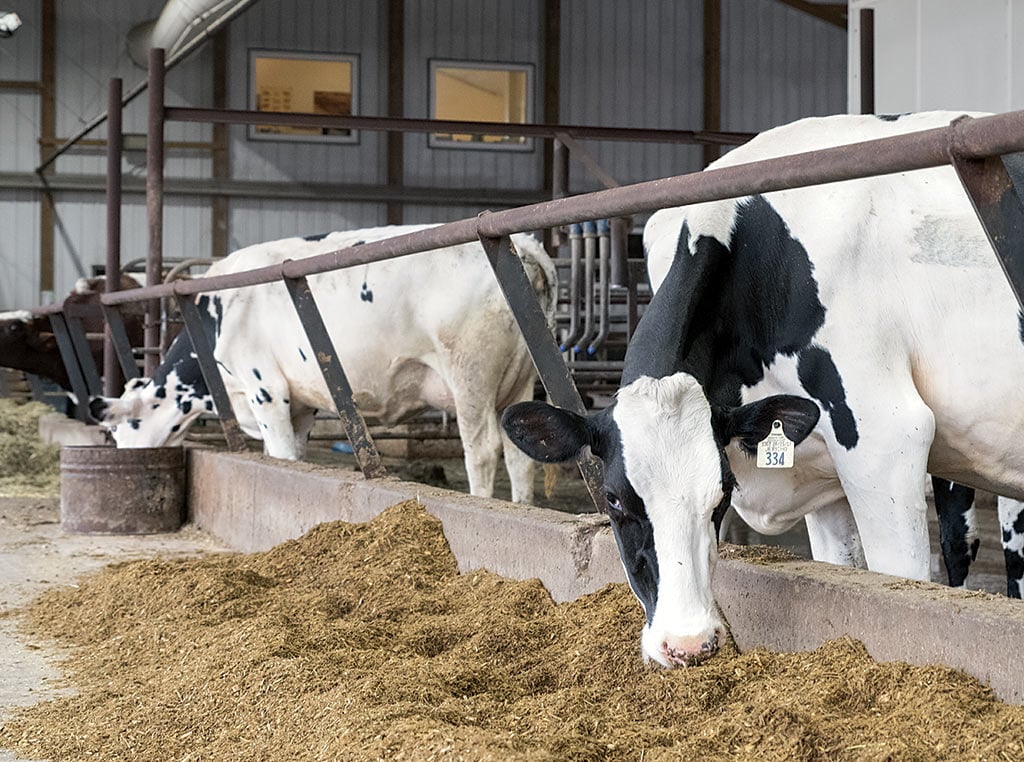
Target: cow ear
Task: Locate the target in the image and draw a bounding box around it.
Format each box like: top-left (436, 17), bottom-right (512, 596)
top-left (713, 395), bottom-right (820, 456)
top-left (88, 396), bottom-right (112, 424)
top-left (501, 401), bottom-right (592, 463)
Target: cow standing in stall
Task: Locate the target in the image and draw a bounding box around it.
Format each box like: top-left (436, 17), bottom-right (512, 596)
top-left (502, 111), bottom-right (1024, 668)
top-left (89, 225), bottom-right (557, 504)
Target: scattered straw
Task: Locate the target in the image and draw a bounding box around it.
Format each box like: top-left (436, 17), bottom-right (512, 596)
top-left (0, 399), bottom-right (60, 497)
top-left (2, 500), bottom-right (1022, 761)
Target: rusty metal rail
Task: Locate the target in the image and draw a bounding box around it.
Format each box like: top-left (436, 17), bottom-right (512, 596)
top-left (101, 110), bottom-right (1024, 308)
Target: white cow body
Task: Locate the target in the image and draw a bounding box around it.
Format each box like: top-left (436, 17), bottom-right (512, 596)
top-left (93, 225), bottom-right (556, 504)
top-left (503, 111), bottom-right (1024, 668)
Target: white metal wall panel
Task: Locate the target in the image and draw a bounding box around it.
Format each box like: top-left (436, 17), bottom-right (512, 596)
top-left (850, 0), bottom-right (1024, 115)
top-left (0, 93), bottom-right (39, 172)
top-left (228, 0), bottom-right (385, 186)
top-left (0, 191), bottom-right (40, 310)
top-left (228, 199), bottom-right (386, 252)
top-left (0, 1), bottom-right (40, 81)
top-left (402, 0), bottom-right (544, 195)
top-left (560, 0), bottom-right (705, 194)
top-left (721, 0), bottom-right (847, 133)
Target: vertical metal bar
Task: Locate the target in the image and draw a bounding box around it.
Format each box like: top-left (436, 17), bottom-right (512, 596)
top-left (211, 30), bottom-right (229, 260)
top-left (385, 0), bottom-right (405, 225)
top-left (702, 0), bottom-right (721, 167)
top-left (576, 220), bottom-right (598, 353)
top-left (48, 313), bottom-right (91, 422)
top-left (561, 223), bottom-right (583, 351)
top-left (479, 233), bottom-right (606, 513)
top-left (282, 275), bottom-right (386, 479)
top-left (551, 138), bottom-right (569, 248)
top-left (37, 0), bottom-right (56, 298)
top-left (588, 220), bottom-right (610, 354)
top-left (145, 48), bottom-right (165, 377)
top-left (949, 148), bottom-right (1024, 313)
top-left (104, 77), bottom-right (123, 395)
top-left (610, 216), bottom-right (629, 288)
top-left (101, 304), bottom-right (140, 381)
top-left (859, 8), bottom-right (875, 115)
top-left (174, 293), bottom-right (248, 452)
top-left (63, 314), bottom-right (103, 396)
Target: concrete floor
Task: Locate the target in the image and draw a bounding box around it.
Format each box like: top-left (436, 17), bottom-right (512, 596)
top-left (0, 496), bottom-right (226, 762)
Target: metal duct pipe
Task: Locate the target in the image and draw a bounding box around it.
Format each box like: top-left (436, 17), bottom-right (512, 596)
top-left (127, 0), bottom-right (240, 67)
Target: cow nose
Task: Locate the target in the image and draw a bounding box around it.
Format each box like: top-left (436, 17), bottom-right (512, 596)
top-left (661, 631), bottom-right (719, 667)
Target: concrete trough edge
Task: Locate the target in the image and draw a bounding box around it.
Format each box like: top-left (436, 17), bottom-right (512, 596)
top-left (185, 447), bottom-right (1024, 705)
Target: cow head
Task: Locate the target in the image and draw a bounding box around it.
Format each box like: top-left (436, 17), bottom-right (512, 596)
top-left (502, 371), bottom-right (819, 667)
top-left (88, 371), bottom-right (213, 449)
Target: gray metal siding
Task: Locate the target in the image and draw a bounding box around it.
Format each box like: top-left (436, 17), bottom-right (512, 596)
top-left (402, 0), bottom-right (544, 193)
top-left (0, 191), bottom-right (40, 309)
top-left (228, 199), bottom-right (386, 250)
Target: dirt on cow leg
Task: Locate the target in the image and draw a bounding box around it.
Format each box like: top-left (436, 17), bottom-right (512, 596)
top-left (1, 499), bottom-right (1022, 762)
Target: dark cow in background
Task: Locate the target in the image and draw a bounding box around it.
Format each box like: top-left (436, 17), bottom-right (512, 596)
top-left (503, 111), bottom-right (1024, 667)
top-left (90, 225), bottom-right (557, 504)
top-left (0, 275), bottom-right (144, 391)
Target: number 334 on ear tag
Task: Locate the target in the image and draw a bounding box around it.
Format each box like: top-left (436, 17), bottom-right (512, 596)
top-left (756, 420), bottom-right (795, 469)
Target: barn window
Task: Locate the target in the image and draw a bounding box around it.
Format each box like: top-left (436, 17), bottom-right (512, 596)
top-left (248, 50), bottom-right (358, 143)
top-left (429, 60), bottom-right (533, 150)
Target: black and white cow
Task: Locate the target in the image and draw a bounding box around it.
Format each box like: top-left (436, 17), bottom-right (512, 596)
top-left (503, 111), bottom-right (1024, 667)
top-left (90, 225), bottom-right (557, 504)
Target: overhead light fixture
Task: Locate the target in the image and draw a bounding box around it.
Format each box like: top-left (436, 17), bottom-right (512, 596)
top-left (0, 11), bottom-right (21, 38)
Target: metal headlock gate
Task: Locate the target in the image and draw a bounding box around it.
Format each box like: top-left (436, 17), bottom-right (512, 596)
top-left (32, 47), bottom-right (1024, 514)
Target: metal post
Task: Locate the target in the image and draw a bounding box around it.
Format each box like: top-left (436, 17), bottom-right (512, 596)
top-left (610, 216), bottom-right (629, 288)
top-left (145, 48), bottom-right (165, 377)
top-left (859, 8), bottom-right (875, 115)
top-left (478, 231), bottom-right (606, 513)
top-left (100, 304), bottom-right (141, 382)
top-left (588, 220), bottom-right (610, 354)
top-left (48, 313), bottom-right (91, 422)
top-left (551, 138), bottom-right (569, 247)
top-left (561, 223), bottom-right (583, 351)
top-left (104, 77), bottom-right (123, 395)
top-left (576, 220), bottom-right (598, 353)
top-left (282, 274), bottom-right (386, 479)
top-left (174, 293), bottom-right (248, 452)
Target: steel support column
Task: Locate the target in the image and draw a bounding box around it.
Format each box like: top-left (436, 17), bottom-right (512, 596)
top-left (478, 231), bottom-right (606, 513)
top-left (100, 304), bottom-right (141, 382)
top-left (48, 313), bottom-right (93, 422)
top-left (282, 274), bottom-right (386, 479)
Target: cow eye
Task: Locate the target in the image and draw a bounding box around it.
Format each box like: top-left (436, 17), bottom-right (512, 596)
top-left (109, 425), bottom-right (117, 433)
top-left (605, 492), bottom-right (623, 513)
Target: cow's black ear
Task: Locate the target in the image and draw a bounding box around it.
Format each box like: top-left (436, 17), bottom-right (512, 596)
top-left (501, 401), bottom-right (592, 463)
top-left (87, 396), bottom-right (110, 424)
top-left (713, 395), bottom-right (820, 456)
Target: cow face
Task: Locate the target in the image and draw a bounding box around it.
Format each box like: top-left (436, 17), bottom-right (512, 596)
top-left (502, 371), bottom-right (819, 667)
top-left (88, 373), bottom-right (213, 448)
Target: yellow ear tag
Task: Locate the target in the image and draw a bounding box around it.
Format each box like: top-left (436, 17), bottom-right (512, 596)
top-left (756, 419), bottom-right (795, 469)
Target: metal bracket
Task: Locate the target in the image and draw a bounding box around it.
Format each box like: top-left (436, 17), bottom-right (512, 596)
top-left (48, 312), bottom-right (95, 422)
top-left (100, 304), bottom-right (141, 382)
top-left (948, 116), bottom-right (1024, 313)
top-left (282, 273), bottom-right (386, 480)
top-left (174, 292), bottom-right (248, 452)
top-left (478, 230), bottom-right (607, 513)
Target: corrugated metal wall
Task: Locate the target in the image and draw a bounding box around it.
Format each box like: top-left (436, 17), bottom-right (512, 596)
top-left (0, 0), bottom-right (847, 309)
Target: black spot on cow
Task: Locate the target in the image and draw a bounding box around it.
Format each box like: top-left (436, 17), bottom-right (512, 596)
top-left (623, 195), bottom-right (857, 447)
top-left (197, 294), bottom-right (224, 338)
top-left (152, 404), bottom-right (159, 410)
top-left (876, 113), bottom-right (906, 122)
top-left (171, 424), bottom-right (181, 433)
top-left (205, 400), bottom-right (214, 411)
top-left (1015, 509), bottom-right (1024, 535)
top-left (303, 232), bottom-right (330, 242)
top-left (179, 400), bottom-right (192, 415)
top-left (298, 347), bottom-right (307, 362)
top-left (155, 386), bottom-right (167, 399)
top-left (128, 419), bottom-right (141, 430)
top-left (253, 367), bottom-right (262, 380)
top-left (1017, 311), bottom-right (1024, 345)
top-left (259, 387), bottom-right (272, 403)
top-left (360, 284), bottom-right (374, 302)
top-left (352, 240), bottom-right (365, 246)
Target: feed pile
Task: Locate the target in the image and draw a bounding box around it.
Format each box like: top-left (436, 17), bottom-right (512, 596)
top-left (2, 500), bottom-right (1022, 761)
top-left (0, 398), bottom-right (60, 497)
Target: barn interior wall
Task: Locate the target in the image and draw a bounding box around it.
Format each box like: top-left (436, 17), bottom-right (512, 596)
top-left (1, 0), bottom-right (847, 310)
top-left (849, 0), bottom-right (1024, 114)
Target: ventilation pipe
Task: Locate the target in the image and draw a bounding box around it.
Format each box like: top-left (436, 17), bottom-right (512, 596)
top-left (127, 0), bottom-right (240, 67)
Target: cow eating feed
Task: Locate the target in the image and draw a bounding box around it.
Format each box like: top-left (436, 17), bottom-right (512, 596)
top-left (502, 111), bottom-right (1024, 667)
top-left (90, 225), bottom-right (556, 504)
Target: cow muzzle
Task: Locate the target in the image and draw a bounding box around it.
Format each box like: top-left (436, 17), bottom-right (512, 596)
top-left (642, 622), bottom-right (725, 668)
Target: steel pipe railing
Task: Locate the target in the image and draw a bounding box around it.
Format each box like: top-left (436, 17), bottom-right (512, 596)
top-left (98, 110), bottom-right (1024, 311)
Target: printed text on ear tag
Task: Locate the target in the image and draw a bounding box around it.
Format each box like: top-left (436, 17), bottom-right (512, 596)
top-left (756, 419), bottom-right (795, 469)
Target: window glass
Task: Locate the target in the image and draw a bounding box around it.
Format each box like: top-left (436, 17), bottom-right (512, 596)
top-left (430, 61), bottom-right (533, 150)
top-left (250, 52), bottom-right (357, 143)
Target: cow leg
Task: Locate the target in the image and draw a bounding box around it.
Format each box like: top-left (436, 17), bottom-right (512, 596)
top-left (998, 497), bottom-right (1024, 598)
top-left (247, 385), bottom-right (301, 460)
top-left (290, 407), bottom-right (318, 460)
top-left (931, 477), bottom-right (978, 588)
top-left (830, 396), bottom-right (935, 581)
top-left (449, 386), bottom-right (503, 499)
top-left (501, 425), bottom-right (535, 504)
top-left (803, 496), bottom-right (866, 568)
